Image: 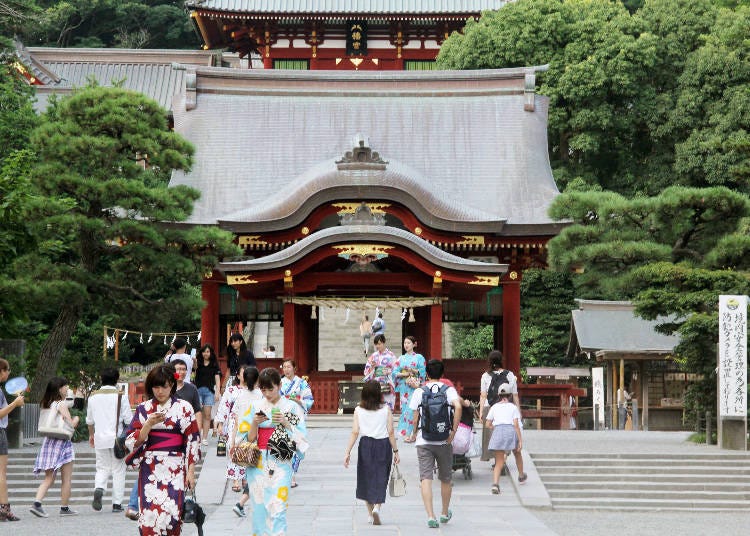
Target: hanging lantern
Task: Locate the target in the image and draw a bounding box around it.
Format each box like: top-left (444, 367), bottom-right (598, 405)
top-left (409, 308), bottom-right (415, 322)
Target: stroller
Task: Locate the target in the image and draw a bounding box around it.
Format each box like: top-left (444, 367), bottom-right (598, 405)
top-left (451, 402), bottom-right (478, 480)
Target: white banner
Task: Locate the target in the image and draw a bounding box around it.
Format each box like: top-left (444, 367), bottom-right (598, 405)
top-left (591, 367), bottom-right (605, 427)
top-left (719, 295), bottom-right (748, 418)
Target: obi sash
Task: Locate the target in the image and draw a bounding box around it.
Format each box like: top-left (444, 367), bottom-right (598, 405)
top-left (257, 427), bottom-right (274, 449)
top-left (146, 429), bottom-right (184, 453)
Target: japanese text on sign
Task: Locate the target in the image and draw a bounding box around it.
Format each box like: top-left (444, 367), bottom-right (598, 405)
top-left (718, 295), bottom-right (747, 418)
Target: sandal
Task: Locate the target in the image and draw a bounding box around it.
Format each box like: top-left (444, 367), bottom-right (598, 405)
top-left (491, 483), bottom-right (501, 495)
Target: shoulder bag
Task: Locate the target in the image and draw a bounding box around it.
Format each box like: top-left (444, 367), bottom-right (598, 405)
top-left (38, 402), bottom-right (75, 440)
top-left (231, 440), bottom-right (261, 467)
top-left (113, 389), bottom-right (130, 459)
top-left (388, 461), bottom-right (406, 497)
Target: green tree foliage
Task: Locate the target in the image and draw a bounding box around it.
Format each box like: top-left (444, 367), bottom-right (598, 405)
top-left (548, 186), bottom-right (750, 298)
top-left (5, 84), bottom-right (238, 400)
top-left (438, 0), bottom-right (660, 193)
top-left (450, 323), bottom-right (494, 359)
top-left (0, 48), bottom-right (40, 329)
top-left (437, 0), bottom-right (746, 197)
top-left (17, 0), bottom-right (199, 49)
top-left (666, 6), bottom-right (750, 192)
top-left (520, 269), bottom-right (577, 367)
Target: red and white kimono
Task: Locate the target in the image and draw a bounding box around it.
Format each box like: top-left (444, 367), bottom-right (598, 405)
top-left (126, 397), bottom-right (201, 536)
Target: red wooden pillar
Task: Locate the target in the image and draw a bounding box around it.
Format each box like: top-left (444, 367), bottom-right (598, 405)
top-left (429, 303), bottom-right (443, 360)
top-left (200, 279), bottom-right (220, 355)
top-left (263, 55), bottom-right (273, 69)
top-left (502, 270), bottom-right (521, 376)
top-left (293, 305), bottom-right (311, 373)
top-left (283, 301), bottom-right (296, 363)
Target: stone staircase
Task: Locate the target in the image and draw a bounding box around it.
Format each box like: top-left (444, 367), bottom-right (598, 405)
top-left (532, 452), bottom-right (750, 511)
top-left (7, 449), bottom-right (204, 507)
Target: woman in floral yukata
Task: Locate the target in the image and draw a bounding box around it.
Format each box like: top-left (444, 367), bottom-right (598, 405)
top-left (363, 334), bottom-right (397, 410)
top-left (392, 335), bottom-right (426, 441)
top-left (125, 364), bottom-right (200, 536)
top-left (280, 359), bottom-right (314, 488)
top-left (239, 367), bottom-right (307, 536)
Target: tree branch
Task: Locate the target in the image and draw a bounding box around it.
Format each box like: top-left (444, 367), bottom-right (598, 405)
top-left (97, 280), bottom-right (165, 305)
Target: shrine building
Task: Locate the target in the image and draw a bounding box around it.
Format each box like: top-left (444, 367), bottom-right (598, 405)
top-left (186, 0), bottom-right (510, 70)
top-left (17, 2), bottom-right (565, 401)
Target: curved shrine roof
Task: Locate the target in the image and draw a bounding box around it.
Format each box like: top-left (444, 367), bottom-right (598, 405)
top-left (219, 224), bottom-right (509, 274)
top-left (169, 67), bottom-right (561, 234)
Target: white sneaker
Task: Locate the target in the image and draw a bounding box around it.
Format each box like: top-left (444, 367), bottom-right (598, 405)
top-left (367, 515), bottom-right (374, 524)
top-left (201, 439), bottom-right (208, 446)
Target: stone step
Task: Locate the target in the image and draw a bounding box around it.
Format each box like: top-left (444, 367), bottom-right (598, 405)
top-left (547, 489), bottom-right (750, 500)
top-left (532, 453), bottom-right (750, 461)
top-left (546, 481), bottom-right (750, 491)
top-left (539, 471), bottom-right (750, 486)
top-left (535, 466), bottom-right (750, 475)
top-left (533, 459), bottom-right (750, 467)
top-left (550, 497), bottom-right (750, 510)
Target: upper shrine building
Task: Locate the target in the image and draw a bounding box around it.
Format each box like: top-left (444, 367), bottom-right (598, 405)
top-left (18, 1), bottom-right (563, 384)
top-left (186, 0), bottom-right (510, 70)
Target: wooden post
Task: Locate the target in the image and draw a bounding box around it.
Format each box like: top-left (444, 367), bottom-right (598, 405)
top-left (103, 326), bottom-right (108, 360)
top-left (502, 271), bottom-right (521, 376)
top-left (114, 329), bottom-right (120, 362)
top-left (283, 301), bottom-right (296, 361)
top-left (429, 303), bottom-right (442, 359)
top-left (200, 280), bottom-right (220, 357)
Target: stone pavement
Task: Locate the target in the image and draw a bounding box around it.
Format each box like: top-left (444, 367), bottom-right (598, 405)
top-left (6, 422), bottom-right (750, 536)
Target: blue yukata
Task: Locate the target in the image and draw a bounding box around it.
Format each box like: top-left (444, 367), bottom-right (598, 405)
top-left (239, 396), bottom-right (307, 536)
top-left (392, 352), bottom-right (426, 438)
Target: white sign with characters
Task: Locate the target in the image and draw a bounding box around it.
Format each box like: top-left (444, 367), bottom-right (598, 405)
top-left (718, 295), bottom-right (748, 418)
top-left (591, 367), bottom-right (605, 428)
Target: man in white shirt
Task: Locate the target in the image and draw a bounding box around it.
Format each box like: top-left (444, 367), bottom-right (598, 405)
top-left (164, 337), bottom-right (193, 382)
top-left (407, 359), bottom-right (462, 529)
top-left (86, 367), bottom-right (133, 513)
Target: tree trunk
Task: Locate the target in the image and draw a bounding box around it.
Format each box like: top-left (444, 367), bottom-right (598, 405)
top-left (29, 304), bottom-right (81, 402)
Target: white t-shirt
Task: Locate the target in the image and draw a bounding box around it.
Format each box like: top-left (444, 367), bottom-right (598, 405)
top-left (408, 381), bottom-right (459, 446)
top-left (480, 370), bottom-right (518, 407)
top-left (166, 352), bottom-right (194, 383)
top-left (486, 400), bottom-right (521, 426)
top-left (85, 385), bottom-right (133, 449)
top-left (355, 405), bottom-right (390, 439)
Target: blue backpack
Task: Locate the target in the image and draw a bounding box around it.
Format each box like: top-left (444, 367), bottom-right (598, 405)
top-left (420, 384), bottom-right (452, 441)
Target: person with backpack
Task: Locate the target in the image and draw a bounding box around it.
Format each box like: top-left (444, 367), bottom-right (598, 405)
top-left (407, 359), bottom-right (462, 529)
top-left (485, 383), bottom-right (525, 494)
top-left (479, 350), bottom-right (519, 461)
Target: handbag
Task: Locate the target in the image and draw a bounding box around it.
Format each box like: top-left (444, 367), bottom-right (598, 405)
top-left (451, 422), bottom-right (473, 455)
top-left (388, 461), bottom-right (406, 498)
top-left (38, 403), bottom-right (75, 440)
top-left (113, 389), bottom-right (129, 459)
top-left (216, 435), bottom-right (227, 457)
top-left (267, 425), bottom-right (296, 461)
top-left (182, 488), bottom-right (206, 536)
top-left (231, 441), bottom-right (261, 467)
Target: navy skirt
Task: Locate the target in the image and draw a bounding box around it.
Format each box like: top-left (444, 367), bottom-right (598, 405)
top-left (356, 436), bottom-right (393, 504)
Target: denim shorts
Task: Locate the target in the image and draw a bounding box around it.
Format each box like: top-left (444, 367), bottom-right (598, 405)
top-left (197, 386), bottom-right (215, 406)
top-left (0, 428), bottom-right (7, 455)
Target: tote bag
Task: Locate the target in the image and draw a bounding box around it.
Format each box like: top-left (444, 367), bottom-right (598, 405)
top-left (388, 462), bottom-right (406, 498)
top-left (38, 403), bottom-right (75, 440)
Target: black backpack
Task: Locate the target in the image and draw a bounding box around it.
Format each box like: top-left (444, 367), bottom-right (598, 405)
top-left (486, 369), bottom-right (510, 406)
top-left (420, 383), bottom-right (453, 441)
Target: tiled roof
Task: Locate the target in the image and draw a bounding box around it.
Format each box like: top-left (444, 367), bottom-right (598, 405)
top-left (568, 301), bottom-right (680, 357)
top-left (186, 0), bottom-right (508, 14)
top-left (170, 67), bottom-right (561, 229)
top-left (23, 47), bottom-right (221, 111)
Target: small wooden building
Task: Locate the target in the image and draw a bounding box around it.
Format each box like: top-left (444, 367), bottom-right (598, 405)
top-left (567, 300), bottom-right (695, 431)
